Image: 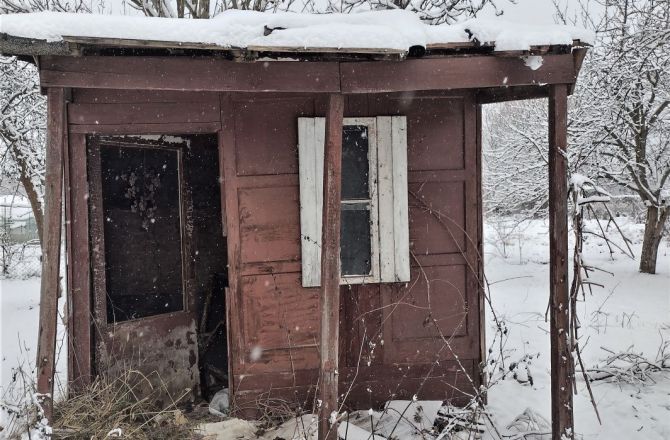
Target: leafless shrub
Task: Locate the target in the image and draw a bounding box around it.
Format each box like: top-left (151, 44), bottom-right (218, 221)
top-left (585, 339), bottom-right (670, 385)
top-left (0, 365), bottom-right (51, 440)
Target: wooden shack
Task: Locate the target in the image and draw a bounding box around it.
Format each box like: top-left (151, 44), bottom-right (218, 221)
top-left (0, 10), bottom-right (589, 436)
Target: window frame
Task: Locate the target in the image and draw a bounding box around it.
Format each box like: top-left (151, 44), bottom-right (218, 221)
top-left (91, 139), bottom-right (189, 324)
top-left (339, 117), bottom-right (380, 285)
top-left (298, 115), bottom-right (410, 288)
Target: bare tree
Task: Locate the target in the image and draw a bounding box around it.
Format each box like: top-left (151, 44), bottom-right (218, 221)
top-left (483, 93), bottom-right (599, 220)
top-left (579, 0), bottom-right (670, 274)
top-left (326, 0), bottom-right (510, 24)
top-left (552, 0), bottom-right (670, 274)
top-left (127, 0), bottom-right (510, 22)
top-left (488, 0), bottom-right (669, 274)
top-left (0, 0), bottom-right (89, 13)
top-left (0, 0), bottom-right (91, 245)
top-left (0, 58), bottom-right (45, 244)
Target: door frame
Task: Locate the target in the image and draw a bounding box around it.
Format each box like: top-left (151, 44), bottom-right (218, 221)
top-left (87, 135), bottom-right (199, 396)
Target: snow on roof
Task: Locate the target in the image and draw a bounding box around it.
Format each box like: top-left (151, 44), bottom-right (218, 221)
top-left (0, 10), bottom-right (594, 54)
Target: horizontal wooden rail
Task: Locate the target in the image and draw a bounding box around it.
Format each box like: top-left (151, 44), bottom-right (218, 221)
top-left (40, 54), bottom-right (578, 94)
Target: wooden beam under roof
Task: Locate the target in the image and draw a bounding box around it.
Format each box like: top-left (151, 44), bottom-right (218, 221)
top-left (38, 53), bottom-right (580, 93)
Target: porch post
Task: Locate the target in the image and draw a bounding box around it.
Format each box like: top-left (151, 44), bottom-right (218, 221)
top-left (548, 84), bottom-right (574, 439)
top-left (36, 87), bottom-right (66, 420)
top-left (318, 93), bottom-right (344, 440)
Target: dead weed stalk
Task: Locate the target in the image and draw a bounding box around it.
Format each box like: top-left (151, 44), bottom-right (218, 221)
top-left (53, 369), bottom-right (196, 439)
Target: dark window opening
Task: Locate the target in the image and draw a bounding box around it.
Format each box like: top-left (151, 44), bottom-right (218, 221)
top-left (100, 145), bottom-right (184, 323)
top-left (340, 204), bottom-right (372, 276)
top-left (342, 125), bottom-right (370, 200)
top-left (341, 125), bottom-right (373, 277)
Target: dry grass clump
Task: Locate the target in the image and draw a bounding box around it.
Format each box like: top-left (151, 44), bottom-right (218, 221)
top-left (53, 369), bottom-right (198, 440)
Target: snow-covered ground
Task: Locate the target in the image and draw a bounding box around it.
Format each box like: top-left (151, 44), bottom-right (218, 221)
top-left (483, 218), bottom-right (669, 440)
top-left (0, 217), bottom-right (668, 439)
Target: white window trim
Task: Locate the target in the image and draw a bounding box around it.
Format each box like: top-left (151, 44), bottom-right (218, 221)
top-left (298, 115), bottom-right (410, 287)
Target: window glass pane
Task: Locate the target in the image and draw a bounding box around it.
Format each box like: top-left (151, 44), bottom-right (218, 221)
top-left (100, 145), bottom-right (184, 323)
top-left (341, 125), bottom-right (369, 200)
top-left (340, 204), bottom-right (372, 276)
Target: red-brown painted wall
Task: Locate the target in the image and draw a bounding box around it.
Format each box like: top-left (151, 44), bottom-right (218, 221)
top-left (223, 92), bottom-right (483, 414)
top-left (65, 89), bottom-right (483, 415)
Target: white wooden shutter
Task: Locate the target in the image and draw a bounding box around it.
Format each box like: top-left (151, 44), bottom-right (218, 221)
top-left (298, 117), bottom-right (325, 287)
top-left (377, 116), bottom-right (410, 282)
top-left (298, 116), bottom-right (409, 287)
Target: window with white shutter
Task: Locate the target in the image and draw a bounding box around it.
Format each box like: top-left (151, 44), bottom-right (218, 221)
top-left (298, 116), bottom-right (409, 287)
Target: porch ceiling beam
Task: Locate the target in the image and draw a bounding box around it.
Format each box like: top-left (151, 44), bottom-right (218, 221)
top-left (476, 85), bottom-right (551, 104)
top-left (37, 54), bottom-right (578, 93)
top-left (318, 93), bottom-right (344, 440)
top-left (548, 83), bottom-right (574, 439)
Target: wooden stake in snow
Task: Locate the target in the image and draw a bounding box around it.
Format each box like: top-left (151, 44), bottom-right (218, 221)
top-left (36, 87), bottom-right (66, 420)
top-left (548, 84), bottom-right (574, 440)
top-left (318, 93), bottom-right (344, 440)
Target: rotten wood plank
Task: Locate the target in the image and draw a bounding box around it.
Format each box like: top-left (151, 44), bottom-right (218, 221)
top-left (219, 94), bottom-right (244, 410)
top-left (36, 87), bottom-right (66, 419)
top-left (63, 35), bottom-right (235, 51)
top-left (318, 93), bottom-right (344, 440)
top-left (476, 85), bottom-right (550, 104)
top-left (66, 133), bottom-right (92, 389)
top-left (246, 44), bottom-right (406, 55)
top-left (548, 84), bottom-right (574, 440)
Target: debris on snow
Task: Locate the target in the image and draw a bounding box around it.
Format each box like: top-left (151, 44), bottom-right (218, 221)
top-left (505, 408), bottom-right (551, 439)
top-left (105, 427), bottom-right (123, 437)
top-left (208, 388), bottom-right (230, 417)
top-left (522, 55), bottom-right (544, 70)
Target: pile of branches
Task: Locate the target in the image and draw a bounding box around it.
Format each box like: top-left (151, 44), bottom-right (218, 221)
top-left (53, 369), bottom-right (197, 440)
top-left (585, 342), bottom-right (670, 385)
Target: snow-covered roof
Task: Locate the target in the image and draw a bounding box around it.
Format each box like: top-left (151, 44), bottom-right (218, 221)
top-left (0, 10), bottom-right (594, 57)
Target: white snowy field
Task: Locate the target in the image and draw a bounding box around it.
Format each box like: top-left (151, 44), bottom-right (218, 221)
top-left (0, 217), bottom-right (668, 439)
top-left (0, 279), bottom-right (68, 428)
top-left (483, 218), bottom-right (669, 440)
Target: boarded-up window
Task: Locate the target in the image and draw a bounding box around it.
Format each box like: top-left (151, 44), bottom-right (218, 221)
top-left (100, 145), bottom-right (184, 322)
top-left (298, 116), bottom-right (409, 287)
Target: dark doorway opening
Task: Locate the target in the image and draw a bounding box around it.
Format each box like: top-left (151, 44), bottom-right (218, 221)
top-left (185, 134), bottom-right (229, 400)
top-left (90, 133), bottom-right (228, 402)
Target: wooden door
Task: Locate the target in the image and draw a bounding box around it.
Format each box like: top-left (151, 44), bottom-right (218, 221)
top-left (88, 136), bottom-right (199, 401)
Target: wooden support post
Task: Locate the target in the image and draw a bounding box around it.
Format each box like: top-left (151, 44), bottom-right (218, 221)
top-left (548, 84), bottom-right (574, 440)
top-left (36, 87), bottom-right (66, 420)
top-left (318, 93), bottom-right (344, 440)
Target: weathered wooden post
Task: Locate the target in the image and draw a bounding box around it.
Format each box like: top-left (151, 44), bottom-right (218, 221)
top-left (548, 83), bottom-right (574, 439)
top-left (36, 87), bottom-right (66, 420)
top-left (318, 93), bottom-right (344, 440)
